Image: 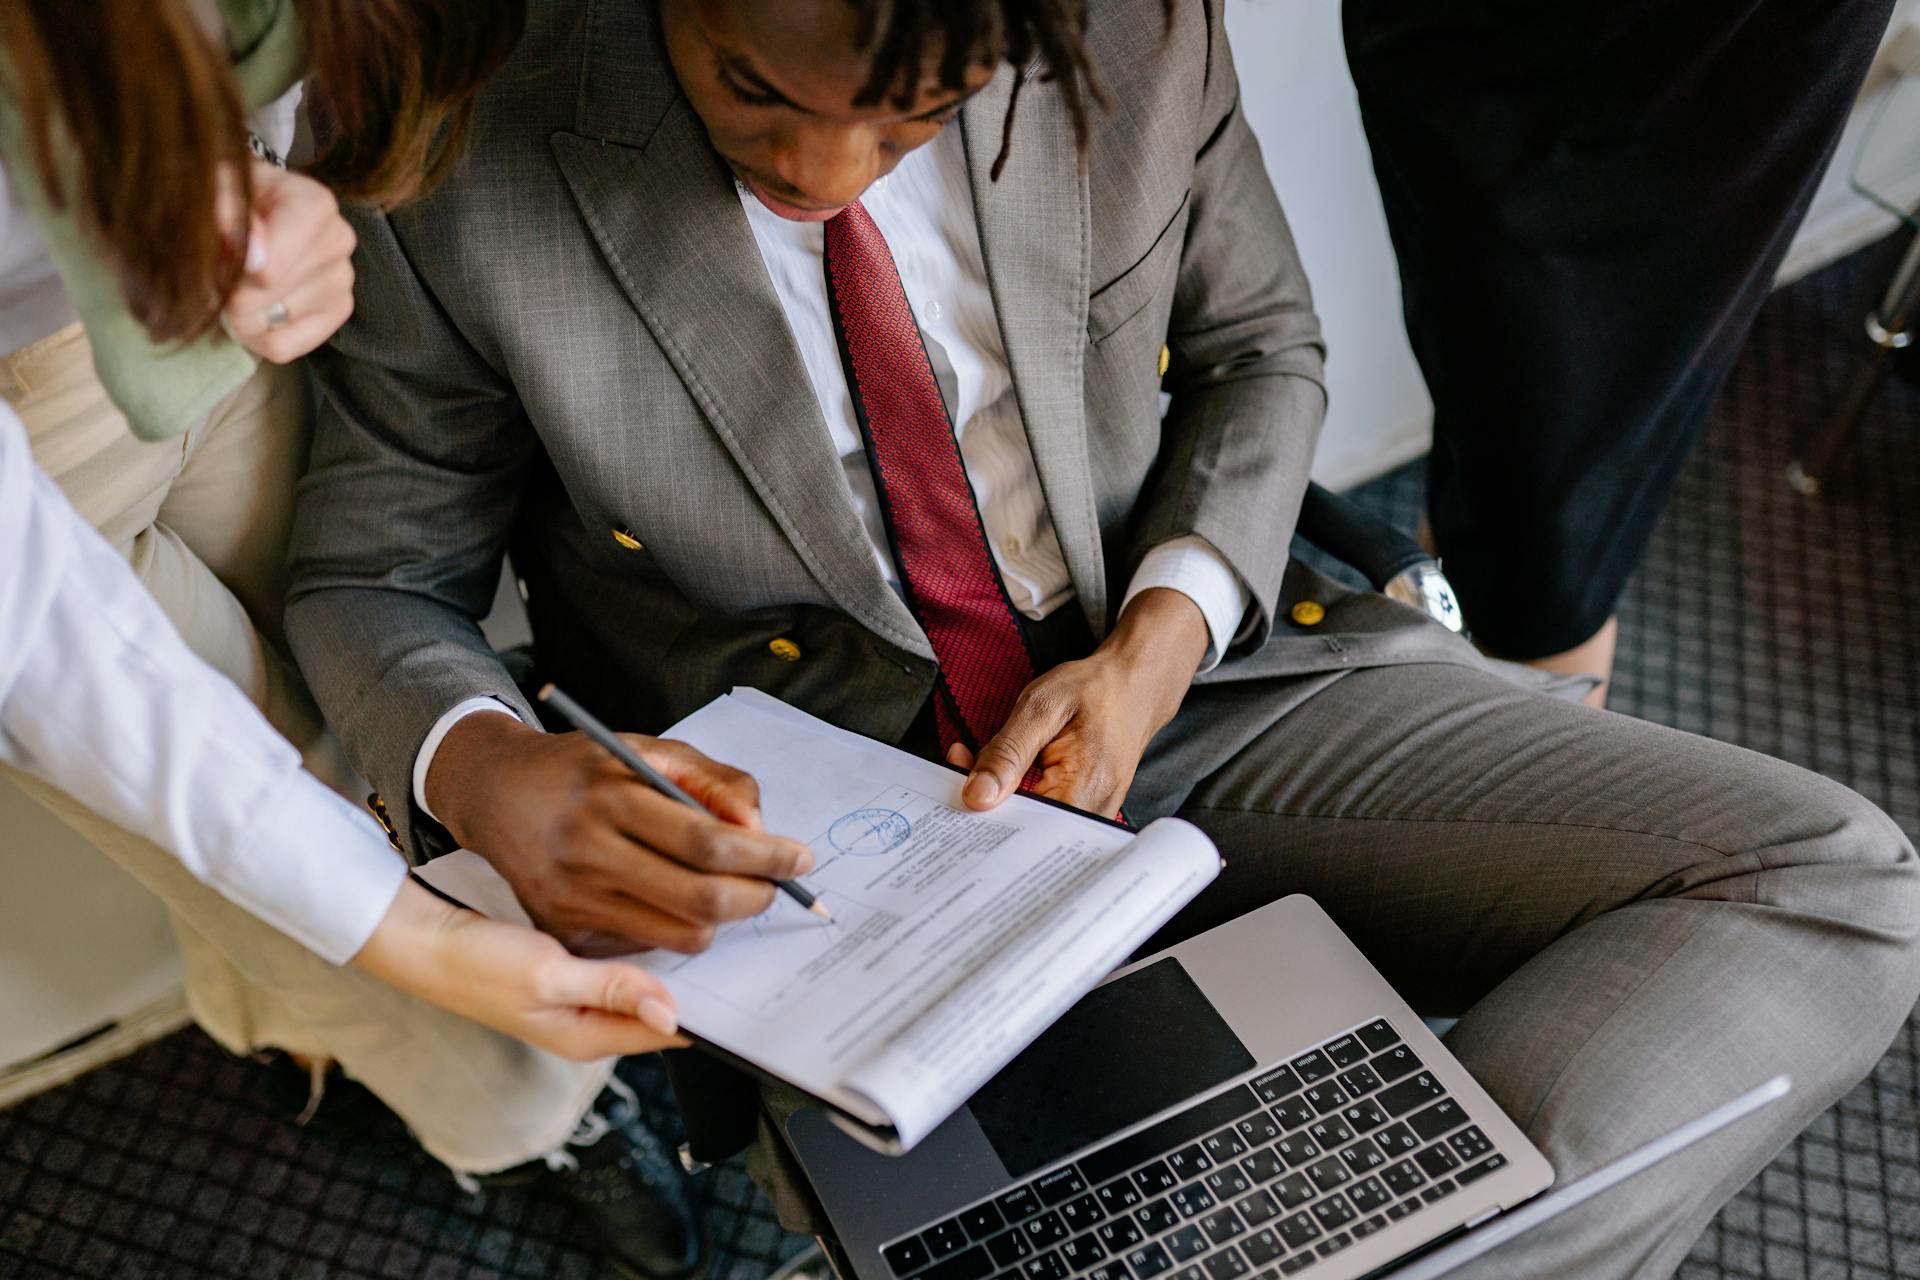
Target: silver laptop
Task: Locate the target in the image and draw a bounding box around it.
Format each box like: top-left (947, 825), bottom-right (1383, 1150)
top-left (788, 894), bottom-right (1791, 1280)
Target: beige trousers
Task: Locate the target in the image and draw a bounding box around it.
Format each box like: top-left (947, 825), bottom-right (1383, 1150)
top-left (1, 325), bottom-right (611, 1173)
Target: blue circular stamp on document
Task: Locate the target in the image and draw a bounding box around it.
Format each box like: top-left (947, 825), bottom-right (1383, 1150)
top-left (829, 809), bottom-right (912, 856)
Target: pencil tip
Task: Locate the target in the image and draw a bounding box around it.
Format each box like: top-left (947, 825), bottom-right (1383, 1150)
top-left (809, 901), bottom-right (834, 922)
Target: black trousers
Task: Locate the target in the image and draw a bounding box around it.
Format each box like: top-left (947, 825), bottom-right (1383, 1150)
top-left (1343, 0), bottom-right (1894, 657)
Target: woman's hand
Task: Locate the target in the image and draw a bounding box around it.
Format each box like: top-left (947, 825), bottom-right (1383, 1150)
top-left (221, 161), bottom-right (358, 363)
top-left (351, 880), bottom-right (690, 1061)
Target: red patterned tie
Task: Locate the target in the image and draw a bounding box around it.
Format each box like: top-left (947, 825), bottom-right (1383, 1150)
top-left (823, 201), bottom-right (1040, 776)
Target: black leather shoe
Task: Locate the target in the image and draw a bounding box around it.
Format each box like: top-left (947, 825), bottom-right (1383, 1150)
top-left (542, 1078), bottom-right (703, 1279)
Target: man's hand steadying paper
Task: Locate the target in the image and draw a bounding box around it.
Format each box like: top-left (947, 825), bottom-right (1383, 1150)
top-left (948, 588), bottom-right (1209, 818)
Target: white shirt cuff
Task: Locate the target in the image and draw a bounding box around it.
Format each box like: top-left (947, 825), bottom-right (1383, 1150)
top-left (1120, 536), bottom-right (1251, 674)
top-left (413, 697), bottom-right (527, 822)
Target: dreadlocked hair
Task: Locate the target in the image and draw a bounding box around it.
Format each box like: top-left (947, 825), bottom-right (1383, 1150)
top-left (848, 0), bottom-right (1175, 181)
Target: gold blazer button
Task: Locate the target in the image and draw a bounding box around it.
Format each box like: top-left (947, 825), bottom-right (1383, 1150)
top-left (364, 792), bottom-right (404, 854)
top-left (612, 526), bottom-right (644, 551)
top-left (1290, 600), bottom-right (1326, 627)
top-left (769, 637), bottom-right (802, 662)
top-left (1158, 344), bottom-right (1171, 377)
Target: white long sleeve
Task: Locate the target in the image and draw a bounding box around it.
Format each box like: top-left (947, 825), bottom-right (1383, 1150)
top-left (0, 402), bottom-right (405, 965)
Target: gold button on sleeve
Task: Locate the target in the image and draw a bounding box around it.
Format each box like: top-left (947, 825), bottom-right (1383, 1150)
top-left (1158, 344), bottom-right (1171, 377)
top-left (1290, 600), bottom-right (1326, 627)
top-left (612, 526), bottom-right (644, 551)
top-left (768, 637), bottom-right (802, 662)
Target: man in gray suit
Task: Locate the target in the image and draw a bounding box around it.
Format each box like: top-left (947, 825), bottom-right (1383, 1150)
top-left (287, 0), bottom-right (1920, 1273)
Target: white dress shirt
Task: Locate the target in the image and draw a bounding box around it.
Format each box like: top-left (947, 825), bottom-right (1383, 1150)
top-left (0, 401), bottom-right (405, 965)
top-left (414, 126), bottom-right (1248, 814)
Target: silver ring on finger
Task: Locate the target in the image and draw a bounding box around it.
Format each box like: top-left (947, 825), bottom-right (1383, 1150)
top-left (264, 299), bottom-right (292, 331)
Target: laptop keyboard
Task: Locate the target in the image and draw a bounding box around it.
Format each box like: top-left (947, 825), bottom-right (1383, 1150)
top-left (879, 1018), bottom-right (1511, 1280)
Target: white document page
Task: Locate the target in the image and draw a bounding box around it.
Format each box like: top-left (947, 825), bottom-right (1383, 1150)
top-left (415, 690), bottom-right (1221, 1151)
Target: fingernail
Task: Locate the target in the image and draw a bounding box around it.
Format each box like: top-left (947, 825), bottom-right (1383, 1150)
top-left (795, 847), bottom-right (817, 875)
top-left (636, 997), bottom-right (678, 1037)
top-left (244, 235), bottom-right (267, 274)
top-left (965, 773), bottom-right (1000, 806)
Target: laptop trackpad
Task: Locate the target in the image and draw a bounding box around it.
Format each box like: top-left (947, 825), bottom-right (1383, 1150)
top-left (968, 958), bottom-right (1256, 1178)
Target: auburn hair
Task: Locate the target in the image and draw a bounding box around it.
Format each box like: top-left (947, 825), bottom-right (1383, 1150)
top-left (0, 0), bottom-right (525, 343)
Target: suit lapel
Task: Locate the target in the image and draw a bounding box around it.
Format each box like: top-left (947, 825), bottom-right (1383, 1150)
top-left (961, 68), bottom-right (1106, 639)
top-left (551, 3), bottom-right (928, 656)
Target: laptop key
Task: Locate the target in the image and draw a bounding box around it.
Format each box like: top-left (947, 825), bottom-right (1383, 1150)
top-left (1240, 1227), bottom-right (1287, 1267)
top-left (1133, 1198), bottom-right (1179, 1236)
top-left (1203, 1246), bottom-right (1251, 1279)
top-left (1334, 1064), bottom-right (1383, 1099)
top-left (1136, 1161), bottom-right (1180, 1196)
top-left (989, 1230), bottom-right (1034, 1267)
top-left (1338, 1139), bottom-right (1386, 1176)
top-left (1407, 1100), bottom-right (1467, 1143)
top-left (1200, 1208), bottom-right (1247, 1245)
top-left (1274, 1209), bottom-right (1323, 1250)
top-left (1252, 1066), bottom-right (1303, 1104)
top-left (1170, 1185), bottom-right (1216, 1219)
top-left (1237, 1114), bottom-right (1283, 1146)
top-left (1377, 1074), bottom-right (1446, 1118)
top-left (1025, 1213), bottom-right (1072, 1249)
top-left (1060, 1234), bottom-right (1108, 1272)
top-left (1414, 1144), bottom-right (1461, 1179)
top-left (1339, 1099), bottom-right (1390, 1135)
top-left (884, 1236), bottom-right (932, 1277)
top-left (1270, 1172), bottom-right (1315, 1211)
top-left (1350, 1214), bottom-right (1387, 1241)
top-left (1164, 1225), bottom-right (1208, 1263)
top-left (1168, 1145), bottom-right (1214, 1182)
top-left (964, 1204), bottom-right (1008, 1241)
top-left (1302, 1083), bottom-right (1348, 1116)
top-left (1240, 1149), bottom-right (1285, 1184)
top-left (1060, 1194), bottom-right (1106, 1233)
top-left (1206, 1167), bottom-right (1251, 1200)
top-left (1096, 1219), bottom-right (1144, 1253)
top-left (1455, 1154), bottom-right (1510, 1187)
top-left (921, 1245), bottom-right (994, 1280)
top-left (1270, 1098), bottom-right (1317, 1132)
top-left (1203, 1130), bottom-right (1249, 1162)
top-left (1308, 1194), bottom-right (1356, 1232)
top-left (999, 1186), bottom-right (1046, 1224)
top-left (1039, 1169), bottom-right (1091, 1205)
top-left (1085, 1265), bottom-right (1132, 1280)
top-left (1307, 1118), bottom-right (1354, 1151)
top-left (1127, 1242), bottom-right (1174, 1279)
top-left (1373, 1122), bottom-right (1420, 1157)
top-left (1313, 1232), bottom-right (1352, 1259)
top-left (1304, 1157), bottom-right (1351, 1195)
top-left (928, 1221), bottom-right (971, 1258)
top-left (1384, 1200), bottom-right (1420, 1222)
top-left (1099, 1180), bottom-right (1143, 1215)
top-left (1420, 1180), bottom-right (1457, 1204)
top-left (1272, 1136), bottom-right (1321, 1169)
top-left (1380, 1160), bottom-right (1427, 1198)
top-left (1355, 1019), bottom-right (1401, 1054)
top-left (1235, 1190), bottom-right (1280, 1227)
top-left (1370, 1045), bottom-right (1422, 1084)
top-left (1277, 1258), bottom-right (1315, 1276)
top-left (1322, 1035), bottom-right (1368, 1070)
top-left (1346, 1177), bottom-right (1391, 1215)
top-left (1168, 1268), bottom-right (1206, 1280)
top-left (1290, 1050), bottom-right (1336, 1084)
top-left (1025, 1252), bottom-right (1071, 1280)
top-left (1448, 1127), bottom-right (1494, 1163)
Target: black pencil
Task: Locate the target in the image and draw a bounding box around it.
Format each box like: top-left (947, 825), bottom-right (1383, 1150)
top-left (536, 684), bottom-right (832, 922)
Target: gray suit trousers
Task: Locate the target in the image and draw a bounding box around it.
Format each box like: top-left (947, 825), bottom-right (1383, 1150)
top-left (762, 659), bottom-right (1920, 1280)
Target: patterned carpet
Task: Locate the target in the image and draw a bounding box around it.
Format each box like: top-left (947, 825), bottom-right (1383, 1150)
top-left (2, 239), bottom-right (1917, 1278)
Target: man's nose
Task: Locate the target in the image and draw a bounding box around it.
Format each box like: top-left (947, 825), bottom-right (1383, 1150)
top-left (769, 124), bottom-right (885, 209)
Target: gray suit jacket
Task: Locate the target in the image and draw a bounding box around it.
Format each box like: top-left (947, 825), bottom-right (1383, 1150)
top-left (287, 0), bottom-right (1467, 861)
